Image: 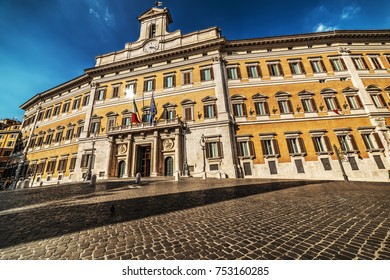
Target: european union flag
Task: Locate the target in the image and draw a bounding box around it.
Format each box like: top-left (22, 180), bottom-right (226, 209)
top-left (149, 93), bottom-right (157, 125)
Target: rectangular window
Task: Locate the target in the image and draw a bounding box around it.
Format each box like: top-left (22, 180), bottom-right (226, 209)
top-left (90, 122), bottom-right (100, 134)
top-left (125, 83), bottom-right (136, 98)
top-left (246, 65), bottom-right (261, 78)
top-left (255, 101), bottom-right (269, 115)
top-left (44, 108), bottom-right (52, 119)
top-left (200, 68), bottom-right (214, 81)
top-left (76, 126), bottom-right (83, 138)
top-left (371, 94), bottom-right (386, 108)
top-left (65, 128), bottom-right (74, 140)
top-left (183, 107), bottom-right (193, 121)
top-left (143, 79), bottom-right (155, 92)
top-left (112, 86), bottom-right (120, 98)
top-left (46, 160), bottom-right (56, 173)
top-left (330, 58), bottom-right (347, 71)
top-left (36, 162), bottom-right (46, 174)
top-left (82, 95), bottom-right (90, 107)
top-left (370, 57), bottom-right (383, 70)
top-left (55, 131), bottom-right (63, 143)
top-left (182, 71), bottom-right (193, 85)
top-left (37, 111), bottom-right (43, 121)
top-left (57, 159), bottom-right (68, 172)
top-left (81, 154), bottom-right (95, 168)
top-left (324, 97), bottom-right (341, 111)
top-left (237, 141), bottom-right (254, 158)
top-left (69, 157), bottom-right (77, 171)
top-left (204, 104), bottom-right (216, 118)
top-left (261, 139), bottom-right (279, 156)
top-left (289, 61), bottom-right (305, 75)
top-left (163, 75), bottom-right (175, 88)
top-left (45, 134), bottom-right (53, 145)
top-left (301, 98), bottom-right (317, 113)
top-left (310, 59), bottom-right (326, 73)
top-left (232, 103), bottom-right (246, 117)
top-left (107, 119), bottom-right (115, 130)
top-left (72, 98), bottom-right (81, 110)
top-left (227, 66), bottom-right (241, 80)
top-left (96, 89), bottom-right (106, 101)
top-left (268, 63), bottom-right (283, 76)
top-left (352, 57), bottom-right (369, 70)
top-left (345, 95), bottom-right (363, 109)
top-left (278, 100), bottom-right (293, 114)
top-left (206, 142), bottom-right (222, 159)
top-left (62, 101), bottom-right (70, 113)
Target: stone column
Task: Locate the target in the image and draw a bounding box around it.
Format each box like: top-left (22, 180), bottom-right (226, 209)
top-left (151, 131), bottom-right (159, 177)
top-left (212, 56), bottom-right (231, 121)
top-left (105, 136), bottom-right (114, 178)
top-left (174, 128), bottom-right (181, 175)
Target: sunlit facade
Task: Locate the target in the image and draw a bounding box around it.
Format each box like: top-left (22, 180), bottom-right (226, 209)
top-left (17, 6), bottom-right (390, 185)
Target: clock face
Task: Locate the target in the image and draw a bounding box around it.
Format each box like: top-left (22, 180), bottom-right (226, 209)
top-left (143, 41), bottom-right (159, 53)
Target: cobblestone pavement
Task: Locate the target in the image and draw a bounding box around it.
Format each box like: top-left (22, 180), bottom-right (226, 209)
top-left (0, 178), bottom-right (389, 260)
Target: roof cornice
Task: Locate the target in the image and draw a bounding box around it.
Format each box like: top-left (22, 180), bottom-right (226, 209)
top-left (225, 30), bottom-right (390, 50)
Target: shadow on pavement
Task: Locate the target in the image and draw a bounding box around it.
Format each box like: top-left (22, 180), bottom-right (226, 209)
top-left (0, 180), bottom-right (321, 249)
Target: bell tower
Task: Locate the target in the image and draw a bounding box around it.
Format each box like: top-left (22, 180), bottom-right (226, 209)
top-left (137, 7), bottom-right (173, 42)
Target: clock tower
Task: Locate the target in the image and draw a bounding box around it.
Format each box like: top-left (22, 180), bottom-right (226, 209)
top-left (137, 6), bottom-right (173, 42)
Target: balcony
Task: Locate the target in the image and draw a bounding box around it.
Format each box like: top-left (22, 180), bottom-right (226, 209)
top-left (107, 118), bottom-right (181, 135)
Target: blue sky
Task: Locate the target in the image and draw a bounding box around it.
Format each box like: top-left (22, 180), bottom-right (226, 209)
top-left (0, 0), bottom-right (389, 121)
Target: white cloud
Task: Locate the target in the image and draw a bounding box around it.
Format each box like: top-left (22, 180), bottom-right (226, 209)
top-left (88, 0), bottom-right (115, 27)
top-left (341, 5), bottom-right (361, 20)
top-left (314, 23), bottom-right (338, 32)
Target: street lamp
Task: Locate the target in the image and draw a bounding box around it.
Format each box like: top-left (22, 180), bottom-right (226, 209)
top-left (333, 144), bottom-right (349, 181)
top-left (199, 134), bottom-right (206, 178)
top-left (182, 122), bottom-right (190, 176)
top-left (86, 133), bottom-right (97, 181)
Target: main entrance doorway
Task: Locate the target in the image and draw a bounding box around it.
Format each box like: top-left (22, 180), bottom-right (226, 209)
top-left (118, 161), bottom-right (126, 178)
top-left (164, 156), bottom-right (173, 176)
top-left (136, 145), bottom-right (151, 177)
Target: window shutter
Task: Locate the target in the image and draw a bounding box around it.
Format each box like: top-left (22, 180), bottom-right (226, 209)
top-left (205, 143), bottom-right (210, 158)
top-left (346, 96), bottom-right (353, 108)
top-left (254, 102), bottom-right (260, 115)
top-left (324, 136), bottom-right (333, 152)
top-left (152, 79), bottom-right (156, 91)
top-left (288, 62), bottom-right (294, 74)
top-left (226, 68), bottom-right (231, 79)
top-left (334, 97), bottom-right (341, 110)
top-left (171, 75), bottom-right (176, 87)
top-left (242, 103), bottom-right (247, 116)
top-left (249, 141), bottom-right (255, 157)
top-left (373, 133), bottom-right (384, 149)
top-left (361, 134), bottom-right (371, 149)
top-left (310, 61), bottom-right (315, 72)
top-left (330, 59), bottom-right (337, 71)
top-left (256, 65), bottom-right (262, 77)
top-left (301, 99), bottom-right (308, 112)
top-left (237, 142), bottom-right (242, 156)
top-left (143, 80), bottom-right (147, 91)
top-left (298, 138), bottom-right (307, 154)
top-left (232, 104), bottom-right (237, 116)
top-left (264, 102), bottom-right (270, 115)
top-left (278, 100), bottom-right (283, 113)
top-left (341, 58), bottom-right (347, 70)
top-left (356, 95), bottom-right (363, 108)
top-left (349, 135), bottom-right (359, 151)
top-left (267, 64), bottom-right (273, 76)
top-left (218, 142), bottom-right (223, 158)
top-left (236, 67), bottom-right (241, 79)
top-left (320, 60), bottom-right (326, 72)
top-left (337, 136), bottom-right (345, 151)
top-left (163, 76), bottom-right (167, 88)
top-left (299, 61), bottom-right (306, 74)
top-left (287, 100), bottom-right (294, 113)
top-left (352, 58), bottom-right (359, 69)
top-left (209, 68), bottom-right (214, 80)
top-left (361, 57), bottom-right (369, 69)
top-left (312, 137), bottom-right (320, 153)
top-left (272, 139), bottom-right (280, 156)
top-left (260, 140), bottom-right (266, 156)
top-left (378, 94), bottom-right (386, 107)
top-left (200, 69), bottom-right (205, 81)
top-left (278, 63), bottom-right (284, 76)
top-left (286, 139), bottom-right (293, 154)
top-left (310, 98), bottom-right (318, 111)
top-left (246, 66), bottom-right (252, 78)
top-left (203, 105), bottom-right (208, 118)
top-left (213, 104), bottom-right (217, 117)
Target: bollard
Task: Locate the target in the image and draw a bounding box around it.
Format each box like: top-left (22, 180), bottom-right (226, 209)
top-left (22, 179), bottom-right (30, 188)
top-left (90, 174), bottom-right (97, 186)
top-left (174, 171), bottom-right (180, 181)
top-left (16, 180), bottom-right (23, 189)
top-left (135, 172), bottom-right (141, 184)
